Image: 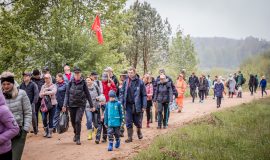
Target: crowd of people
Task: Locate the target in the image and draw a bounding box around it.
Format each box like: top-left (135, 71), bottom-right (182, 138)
top-left (0, 65), bottom-right (268, 159)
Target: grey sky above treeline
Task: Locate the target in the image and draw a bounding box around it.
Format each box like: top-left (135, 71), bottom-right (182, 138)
top-left (126, 0), bottom-right (270, 40)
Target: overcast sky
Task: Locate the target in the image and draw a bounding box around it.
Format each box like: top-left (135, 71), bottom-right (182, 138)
top-left (126, 0), bottom-right (270, 40)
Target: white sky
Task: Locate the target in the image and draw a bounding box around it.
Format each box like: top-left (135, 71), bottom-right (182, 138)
top-left (126, 0), bottom-right (270, 40)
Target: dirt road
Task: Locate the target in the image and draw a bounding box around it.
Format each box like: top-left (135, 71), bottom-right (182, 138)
top-left (22, 91), bottom-right (269, 160)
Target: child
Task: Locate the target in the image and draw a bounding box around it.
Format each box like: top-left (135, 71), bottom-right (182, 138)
top-left (214, 76), bottom-right (224, 108)
top-left (95, 94), bottom-right (107, 144)
top-left (237, 85), bottom-right (242, 98)
top-left (259, 76), bottom-right (267, 97)
top-left (104, 90), bottom-right (123, 151)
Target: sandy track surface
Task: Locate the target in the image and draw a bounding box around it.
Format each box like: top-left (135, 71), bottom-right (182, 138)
top-left (22, 91), bottom-right (269, 160)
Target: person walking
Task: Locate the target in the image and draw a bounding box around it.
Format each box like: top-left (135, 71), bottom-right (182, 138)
top-left (63, 67), bottom-right (94, 145)
top-left (154, 74), bottom-right (173, 129)
top-left (39, 73), bottom-right (57, 138)
top-left (19, 72), bottom-right (39, 135)
top-left (95, 94), bottom-right (108, 144)
top-left (53, 73), bottom-right (67, 132)
top-left (259, 76), bottom-right (267, 98)
top-left (1, 71), bottom-right (32, 160)
top-left (85, 77), bottom-right (100, 141)
top-left (104, 90), bottom-right (123, 151)
top-left (175, 74), bottom-right (187, 113)
top-left (120, 67), bottom-right (147, 143)
top-left (63, 65), bottom-right (74, 84)
top-left (90, 71), bottom-right (103, 94)
top-left (198, 75), bottom-right (208, 103)
top-left (31, 69), bottom-right (44, 132)
top-left (254, 75), bottom-right (259, 93)
top-left (214, 77), bottom-right (224, 108)
top-left (144, 74), bottom-right (153, 128)
top-left (188, 72), bottom-right (199, 103)
top-left (248, 74), bottom-right (255, 95)
top-left (0, 90), bottom-right (20, 160)
top-left (227, 74), bottom-right (236, 98)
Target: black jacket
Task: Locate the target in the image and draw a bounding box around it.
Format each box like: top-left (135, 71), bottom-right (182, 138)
top-left (64, 78), bottom-right (93, 108)
top-left (154, 81), bottom-right (173, 103)
top-left (153, 75), bottom-right (177, 98)
top-left (198, 78), bottom-right (208, 91)
top-left (19, 81), bottom-right (39, 104)
top-left (188, 76), bottom-right (199, 89)
top-left (31, 77), bottom-right (44, 92)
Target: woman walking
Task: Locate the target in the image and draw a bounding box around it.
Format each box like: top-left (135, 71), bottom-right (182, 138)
top-left (1, 71), bottom-right (32, 160)
top-left (214, 76), bottom-right (224, 108)
top-left (176, 74), bottom-right (187, 113)
top-left (144, 74), bottom-right (153, 128)
top-left (198, 75), bottom-right (208, 103)
top-left (227, 74), bottom-right (236, 98)
top-left (0, 90), bottom-right (20, 160)
top-left (40, 73), bottom-right (57, 138)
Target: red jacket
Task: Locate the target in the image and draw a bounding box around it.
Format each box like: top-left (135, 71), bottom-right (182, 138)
top-left (102, 81), bottom-right (117, 102)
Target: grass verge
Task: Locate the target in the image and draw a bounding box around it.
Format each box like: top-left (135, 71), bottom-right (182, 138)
top-left (134, 97), bottom-right (270, 160)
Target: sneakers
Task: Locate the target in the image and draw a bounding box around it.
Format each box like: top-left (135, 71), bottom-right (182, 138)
top-left (108, 141), bottom-right (113, 151)
top-left (115, 139), bottom-right (120, 148)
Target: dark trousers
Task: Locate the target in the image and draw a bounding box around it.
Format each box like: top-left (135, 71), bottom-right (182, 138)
top-left (31, 104), bottom-right (38, 133)
top-left (190, 88), bottom-right (196, 102)
top-left (262, 87), bottom-right (267, 97)
top-left (12, 129), bottom-right (27, 160)
top-left (108, 127), bottom-right (120, 142)
top-left (96, 120), bottom-right (108, 141)
top-left (35, 98), bottom-right (42, 127)
top-left (0, 150), bottom-right (12, 160)
top-left (199, 90), bottom-right (205, 101)
top-left (249, 85), bottom-right (254, 95)
top-left (69, 107), bottom-right (85, 136)
top-left (125, 104), bottom-right (143, 129)
top-left (120, 109), bottom-right (126, 135)
top-left (157, 102), bottom-right (169, 127)
top-left (254, 85), bottom-right (258, 93)
top-left (217, 97), bottom-right (222, 106)
top-left (42, 105), bottom-right (56, 129)
top-left (146, 100), bottom-right (152, 122)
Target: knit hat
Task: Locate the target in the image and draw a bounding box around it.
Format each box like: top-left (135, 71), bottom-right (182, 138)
top-left (109, 90), bottom-right (116, 98)
top-left (1, 76), bottom-right (15, 84)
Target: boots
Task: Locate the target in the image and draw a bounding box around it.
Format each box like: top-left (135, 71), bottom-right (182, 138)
top-left (125, 128), bottom-right (133, 143)
top-left (76, 135), bottom-right (81, 145)
top-left (115, 139), bottom-right (120, 148)
top-left (43, 127), bottom-right (48, 137)
top-left (137, 128), bottom-right (143, 139)
top-left (87, 130), bottom-right (93, 140)
top-left (47, 128), bottom-right (53, 138)
top-left (108, 141), bottom-right (113, 151)
top-left (146, 121), bottom-right (150, 128)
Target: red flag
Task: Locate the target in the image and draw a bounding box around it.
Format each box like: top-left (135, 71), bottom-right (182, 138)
top-left (91, 15), bottom-right (103, 44)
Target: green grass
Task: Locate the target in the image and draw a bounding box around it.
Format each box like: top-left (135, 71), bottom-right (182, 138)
top-left (134, 98), bottom-right (270, 160)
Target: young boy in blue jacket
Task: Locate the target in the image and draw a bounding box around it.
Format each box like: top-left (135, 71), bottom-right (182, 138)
top-left (104, 90), bottom-right (123, 151)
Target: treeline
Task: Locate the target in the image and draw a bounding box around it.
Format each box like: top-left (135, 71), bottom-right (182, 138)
top-left (240, 50), bottom-right (270, 80)
top-left (0, 0), bottom-right (197, 78)
top-left (192, 36), bottom-right (270, 69)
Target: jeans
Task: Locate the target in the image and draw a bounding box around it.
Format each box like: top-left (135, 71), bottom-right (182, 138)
top-left (157, 102), bottom-right (169, 127)
top-left (42, 106), bottom-right (56, 129)
top-left (53, 104), bottom-right (62, 129)
top-left (262, 87), bottom-right (267, 97)
top-left (69, 107), bottom-right (85, 136)
top-left (107, 127), bottom-right (120, 142)
top-left (85, 109), bottom-right (93, 130)
top-left (249, 85), bottom-right (254, 95)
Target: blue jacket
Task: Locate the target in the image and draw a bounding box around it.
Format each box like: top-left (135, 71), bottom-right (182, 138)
top-left (260, 79), bottom-right (267, 88)
top-left (214, 82), bottom-right (224, 97)
top-left (120, 76), bottom-right (147, 113)
top-left (104, 100), bottom-right (123, 127)
top-left (56, 82), bottom-right (67, 107)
